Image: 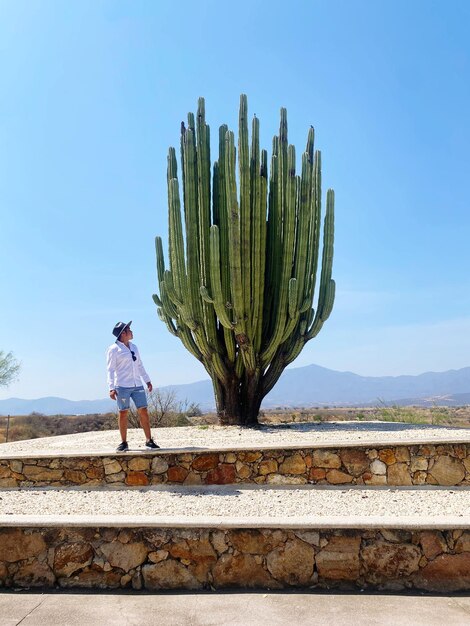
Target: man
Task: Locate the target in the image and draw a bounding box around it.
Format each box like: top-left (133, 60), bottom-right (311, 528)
top-left (106, 321), bottom-right (159, 452)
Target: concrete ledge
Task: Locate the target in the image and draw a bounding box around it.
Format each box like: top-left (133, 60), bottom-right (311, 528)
top-left (1, 514), bottom-right (469, 529)
top-left (1, 525), bottom-right (469, 591)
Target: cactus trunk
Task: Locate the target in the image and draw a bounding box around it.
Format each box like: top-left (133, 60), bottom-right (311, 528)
top-left (154, 96), bottom-right (335, 426)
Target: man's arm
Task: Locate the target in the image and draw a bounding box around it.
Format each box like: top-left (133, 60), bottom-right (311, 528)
top-left (106, 346), bottom-right (117, 399)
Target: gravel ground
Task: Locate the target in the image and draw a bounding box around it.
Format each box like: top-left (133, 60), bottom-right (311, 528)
top-left (0, 422), bottom-right (468, 456)
top-left (0, 485), bottom-right (468, 520)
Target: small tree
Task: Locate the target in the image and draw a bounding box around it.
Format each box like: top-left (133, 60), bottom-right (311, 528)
top-left (153, 96), bottom-right (335, 426)
top-left (0, 351), bottom-right (20, 387)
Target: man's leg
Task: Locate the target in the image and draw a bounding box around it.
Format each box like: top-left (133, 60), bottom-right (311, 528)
top-left (118, 410), bottom-right (129, 442)
top-left (137, 407), bottom-right (152, 441)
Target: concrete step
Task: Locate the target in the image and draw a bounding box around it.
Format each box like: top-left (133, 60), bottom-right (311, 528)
top-left (0, 483), bottom-right (469, 526)
top-left (0, 485), bottom-right (469, 592)
top-left (1, 439), bottom-right (468, 488)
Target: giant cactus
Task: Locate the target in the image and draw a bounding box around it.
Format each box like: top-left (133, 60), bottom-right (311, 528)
top-left (153, 95), bottom-right (335, 425)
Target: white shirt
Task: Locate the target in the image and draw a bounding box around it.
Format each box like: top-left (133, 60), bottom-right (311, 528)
top-left (106, 340), bottom-right (151, 391)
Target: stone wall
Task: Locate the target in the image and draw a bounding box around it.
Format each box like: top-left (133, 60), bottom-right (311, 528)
top-left (0, 443), bottom-right (468, 488)
top-left (0, 526), bottom-right (469, 591)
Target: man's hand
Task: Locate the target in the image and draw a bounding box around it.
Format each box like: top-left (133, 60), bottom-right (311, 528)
top-left (109, 390), bottom-right (117, 400)
top-left (147, 382), bottom-right (153, 393)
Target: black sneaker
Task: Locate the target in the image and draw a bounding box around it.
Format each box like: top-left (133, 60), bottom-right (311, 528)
top-left (116, 441), bottom-right (129, 452)
top-left (145, 438), bottom-right (160, 450)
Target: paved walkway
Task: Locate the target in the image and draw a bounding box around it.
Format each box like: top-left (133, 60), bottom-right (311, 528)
top-left (1, 591), bottom-right (470, 625)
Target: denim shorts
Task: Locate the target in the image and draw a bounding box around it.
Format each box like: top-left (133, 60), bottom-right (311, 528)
top-left (115, 386), bottom-right (148, 411)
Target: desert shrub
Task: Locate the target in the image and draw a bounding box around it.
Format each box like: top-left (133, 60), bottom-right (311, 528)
top-left (124, 389), bottom-right (201, 428)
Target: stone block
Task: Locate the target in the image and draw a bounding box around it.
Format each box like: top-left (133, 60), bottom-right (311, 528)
top-left (419, 531), bottom-right (447, 560)
top-left (364, 474), bottom-right (387, 485)
top-left (258, 459), bottom-right (278, 475)
top-left (316, 536), bottom-right (361, 581)
top-left (279, 454), bottom-right (306, 475)
top-left (265, 474), bottom-right (307, 485)
top-left (395, 447), bottom-right (411, 462)
top-left (100, 542), bottom-right (148, 572)
top-left (362, 542), bottom-right (421, 584)
top-left (312, 450), bottom-right (341, 469)
top-left (183, 472), bottom-right (202, 485)
top-left (54, 542), bottom-right (94, 576)
top-left (211, 531), bottom-right (229, 555)
top-left (125, 472), bottom-right (149, 486)
top-left (167, 465), bottom-right (189, 483)
top-left (266, 538), bottom-right (315, 586)
top-left (142, 560), bottom-right (201, 590)
top-left (105, 471), bottom-right (126, 483)
top-left (410, 457), bottom-right (428, 472)
top-left (309, 468), bottom-right (326, 481)
top-left (168, 537), bottom-right (216, 564)
top-left (192, 453), bottom-right (220, 472)
top-left (414, 553), bottom-right (470, 592)
top-left (103, 460), bottom-right (122, 476)
top-left (85, 467), bottom-right (104, 480)
top-left (455, 532), bottom-right (470, 553)
top-left (212, 554), bottom-right (278, 589)
top-left (9, 460), bottom-right (23, 473)
top-left (22, 466), bottom-right (63, 481)
top-left (63, 469), bottom-right (87, 484)
top-left (326, 469), bottom-right (353, 484)
top-left (128, 458), bottom-right (151, 472)
top-left (13, 562), bottom-right (55, 587)
top-left (370, 459), bottom-right (387, 475)
top-left (231, 530), bottom-right (284, 555)
top-left (151, 457), bottom-right (169, 474)
top-left (0, 529), bottom-right (46, 562)
top-left (58, 568), bottom-right (121, 589)
top-left (340, 449), bottom-right (369, 476)
top-left (239, 451), bottom-right (262, 463)
top-left (429, 456), bottom-right (465, 485)
top-left (387, 463), bottom-right (412, 486)
top-left (205, 464), bottom-right (236, 485)
top-left (378, 449), bottom-right (396, 465)
top-left (148, 550), bottom-right (168, 563)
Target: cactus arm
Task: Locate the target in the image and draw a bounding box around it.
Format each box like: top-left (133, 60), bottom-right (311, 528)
top-left (225, 131), bottom-right (255, 370)
top-left (152, 293), bottom-right (163, 307)
top-left (254, 149), bottom-right (268, 352)
top-left (196, 98), bottom-right (212, 290)
top-left (157, 308), bottom-right (177, 337)
top-left (250, 115), bottom-right (263, 351)
top-left (238, 94), bottom-right (252, 337)
top-left (181, 123), bottom-right (203, 326)
top-left (260, 143), bottom-right (297, 366)
top-left (224, 131), bottom-right (245, 332)
top-left (305, 150), bottom-right (322, 304)
top-left (177, 324), bottom-right (203, 361)
top-left (168, 177), bottom-right (187, 302)
top-left (306, 189), bottom-right (335, 340)
top-left (293, 149), bottom-right (313, 306)
top-left (200, 226), bottom-right (235, 331)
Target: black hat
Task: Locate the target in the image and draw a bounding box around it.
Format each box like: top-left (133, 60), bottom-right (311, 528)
top-left (112, 321), bottom-right (132, 339)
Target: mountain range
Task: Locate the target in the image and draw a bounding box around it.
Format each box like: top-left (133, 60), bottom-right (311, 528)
top-left (0, 365), bottom-right (470, 415)
top-left (1, 364), bottom-right (469, 416)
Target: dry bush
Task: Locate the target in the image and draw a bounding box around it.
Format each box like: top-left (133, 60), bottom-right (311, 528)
top-left (124, 388), bottom-right (201, 429)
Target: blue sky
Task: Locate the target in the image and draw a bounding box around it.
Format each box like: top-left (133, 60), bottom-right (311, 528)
top-left (1, 0), bottom-right (469, 400)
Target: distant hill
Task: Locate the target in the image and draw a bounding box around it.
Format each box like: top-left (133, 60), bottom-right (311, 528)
top-left (0, 364), bottom-right (469, 415)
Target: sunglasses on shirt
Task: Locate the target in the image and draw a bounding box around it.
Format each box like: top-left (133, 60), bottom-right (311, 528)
top-left (130, 350), bottom-right (136, 362)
